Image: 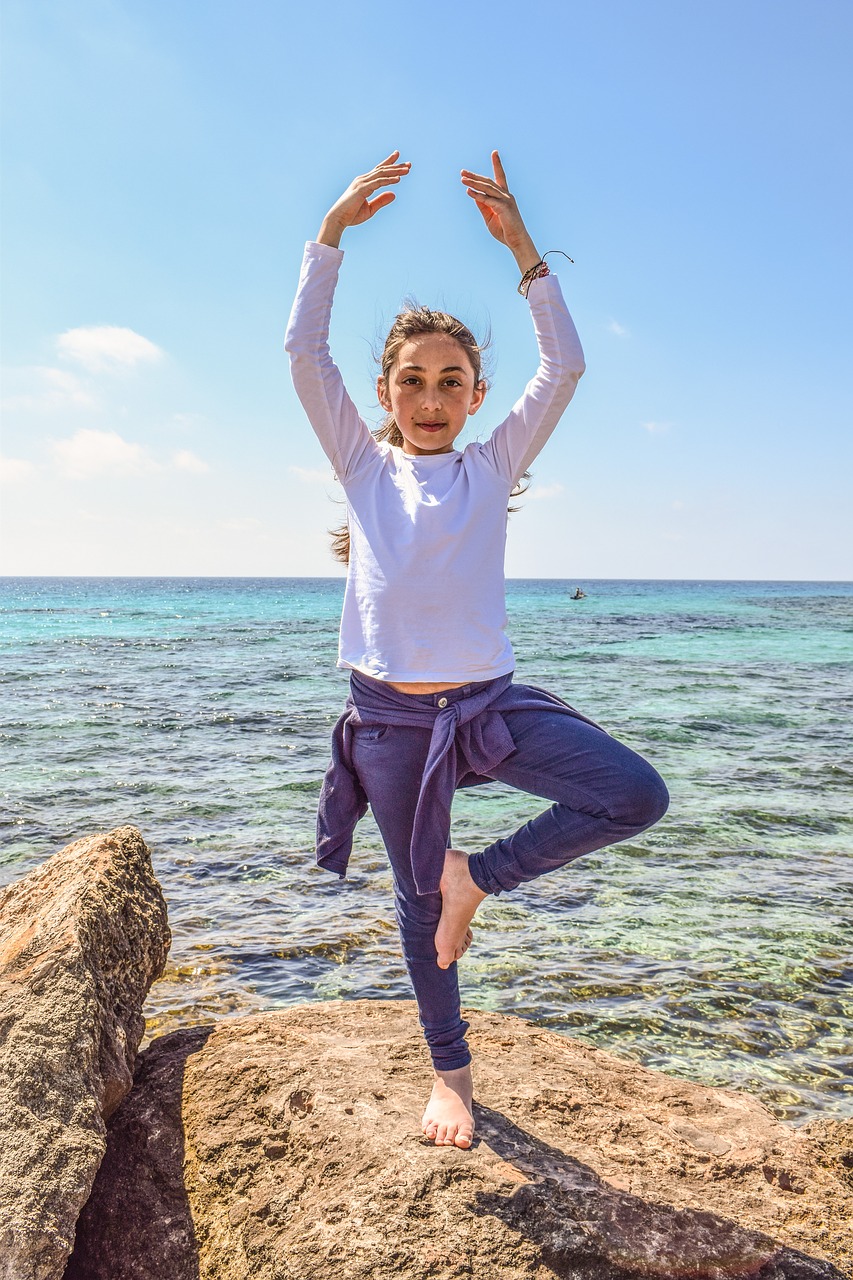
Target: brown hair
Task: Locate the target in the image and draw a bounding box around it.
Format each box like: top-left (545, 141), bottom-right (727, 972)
top-left (330, 305), bottom-right (528, 564)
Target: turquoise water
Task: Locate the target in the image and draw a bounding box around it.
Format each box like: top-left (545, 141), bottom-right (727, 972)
top-left (1, 577), bottom-right (851, 1123)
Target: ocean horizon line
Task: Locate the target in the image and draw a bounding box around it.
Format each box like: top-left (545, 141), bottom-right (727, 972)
top-left (2, 574), bottom-right (852, 586)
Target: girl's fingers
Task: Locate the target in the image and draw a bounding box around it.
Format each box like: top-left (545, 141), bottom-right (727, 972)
top-left (357, 170), bottom-right (409, 199)
top-left (491, 150), bottom-right (508, 189)
top-left (367, 192), bottom-right (396, 214)
top-left (461, 167), bottom-right (502, 186)
top-left (364, 174), bottom-right (404, 190)
top-left (372, 157), bottom-right (410, 175)
top-left (462, 177), bottom-right (509, 204)
top-left (370, 151), bottom-right (408, 173)
top-left (466, 188), bottom-right (502, 208)
top-left (368, 165), bottom-right (410, 181)
top-left (461, 170), bottom-right (496, 188)
top-left (464, 180), bottom-right (502, 197)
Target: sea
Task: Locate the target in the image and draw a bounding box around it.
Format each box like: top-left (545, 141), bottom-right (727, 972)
top-left (1, 577), bottom-right (851, 1124)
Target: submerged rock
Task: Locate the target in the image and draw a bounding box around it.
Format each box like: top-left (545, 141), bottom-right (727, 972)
top-left (0, 826), bottom-right (170, 1280)
top-left (67, 1000), bottom-right (851, 1279)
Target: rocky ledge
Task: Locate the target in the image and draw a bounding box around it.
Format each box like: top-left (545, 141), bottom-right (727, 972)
top-left (67, 1001), bottom-right (851, 1279)
top-left (0, 826), bottom-right (170, 1280)
top-left (1, 828), bottom-right (850, 1280)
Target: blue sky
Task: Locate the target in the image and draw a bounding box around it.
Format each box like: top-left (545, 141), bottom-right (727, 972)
top-left (2, 0), bottom-right (851, 578)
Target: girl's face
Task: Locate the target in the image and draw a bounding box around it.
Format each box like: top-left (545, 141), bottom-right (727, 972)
top-left (378, 334), bottom-right (486, 456)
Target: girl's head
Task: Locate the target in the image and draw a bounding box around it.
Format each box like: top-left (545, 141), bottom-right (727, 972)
top-left (376, 306), bottom-right (487, 456)
top-left (331, 306), bottom-right (526, 563)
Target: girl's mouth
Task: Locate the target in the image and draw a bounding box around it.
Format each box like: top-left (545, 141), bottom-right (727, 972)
top-left (417, 422), bottom-right (446, 432)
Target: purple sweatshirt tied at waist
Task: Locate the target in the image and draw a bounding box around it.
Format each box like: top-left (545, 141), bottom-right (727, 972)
top-left (316, 671), bottom-right (600, 895)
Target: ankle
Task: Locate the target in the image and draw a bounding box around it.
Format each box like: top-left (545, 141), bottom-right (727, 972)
top-left (435, 1064), bottom-right (472, 1081)
top-left (432, 1064), bottom-right (474, 1101)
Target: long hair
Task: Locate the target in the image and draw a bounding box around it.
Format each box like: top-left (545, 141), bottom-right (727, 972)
top-left (330, 304), bottom-right (529, 564)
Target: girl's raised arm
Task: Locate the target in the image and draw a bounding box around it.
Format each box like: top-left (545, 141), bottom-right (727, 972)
top-left (464, 152), bottom-right (585, 486)
top-left (286, 154), bottom-right (409, 482)
top-left (317, 152), bottom-right (411, 249)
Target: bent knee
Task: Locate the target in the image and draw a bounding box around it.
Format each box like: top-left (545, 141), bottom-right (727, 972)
top-left (614, 764), bottom-right (669, 831)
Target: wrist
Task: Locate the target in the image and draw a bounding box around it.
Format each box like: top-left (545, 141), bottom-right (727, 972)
top-left (509, 235), bottom-right (541, 274)
top-left (317, 215), bottom-right (345, 249)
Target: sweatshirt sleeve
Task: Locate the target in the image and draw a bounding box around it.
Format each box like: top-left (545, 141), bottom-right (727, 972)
top-left (480, 274), bottom-right (585, 487)
top-left (284, 241), bottom-right (380, 482)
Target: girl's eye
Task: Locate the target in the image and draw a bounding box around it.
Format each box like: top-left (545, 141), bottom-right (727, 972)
top-left (444, 379), bottom-right (462, 387)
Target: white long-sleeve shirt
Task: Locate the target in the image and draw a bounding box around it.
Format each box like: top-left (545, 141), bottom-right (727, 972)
top-left (285, 241), bottom-right (585, 682)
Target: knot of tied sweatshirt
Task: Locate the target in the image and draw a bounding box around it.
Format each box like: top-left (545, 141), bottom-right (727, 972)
top-left (317, 671), bottom-right (600, 896)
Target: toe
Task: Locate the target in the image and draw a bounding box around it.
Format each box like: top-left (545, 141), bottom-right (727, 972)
top-left (454, 1127), bottom-right (473, 1149)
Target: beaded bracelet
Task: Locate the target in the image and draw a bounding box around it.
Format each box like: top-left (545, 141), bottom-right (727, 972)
top-left (517, 261), bottom-right (549, 297)
top-left (518, 250), bottom-right (575, 298)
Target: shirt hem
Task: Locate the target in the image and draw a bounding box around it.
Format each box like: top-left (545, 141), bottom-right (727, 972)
top-left (337, 658), bottom-right (516, 683)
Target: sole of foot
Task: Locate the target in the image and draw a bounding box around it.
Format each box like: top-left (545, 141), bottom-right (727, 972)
top-left (421, 1066), bottom-right (475, 1148)
top-left (435, 849), bottom-right (487, 970)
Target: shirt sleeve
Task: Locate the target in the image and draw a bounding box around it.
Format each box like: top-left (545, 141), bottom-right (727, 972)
top-left (284, 241), bottom-right (380, 482)
top-left (480, 274), bottom-right (585, 487)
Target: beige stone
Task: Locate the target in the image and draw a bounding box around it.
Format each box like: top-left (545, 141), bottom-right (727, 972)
top-left (68, 1000), bottom-right (851, 1279)
top-left (0, 826), bottom-right (170, 1280)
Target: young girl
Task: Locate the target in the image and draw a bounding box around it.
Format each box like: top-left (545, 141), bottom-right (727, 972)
top-left (285, 151), bottom-right (669, 1150)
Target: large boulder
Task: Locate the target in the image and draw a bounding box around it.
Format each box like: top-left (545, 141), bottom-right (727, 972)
top-left (67, 1000), bottom-right (851, 1279)
top-left (0, 826), bottom-right (170, 1280)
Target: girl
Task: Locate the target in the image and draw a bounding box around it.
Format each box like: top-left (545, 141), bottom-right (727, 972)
top-left (285, 151), bottom-right (669, 1150)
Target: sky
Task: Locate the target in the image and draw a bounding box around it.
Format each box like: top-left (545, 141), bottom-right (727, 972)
top-left (1, 0), bottom-right (851, 579)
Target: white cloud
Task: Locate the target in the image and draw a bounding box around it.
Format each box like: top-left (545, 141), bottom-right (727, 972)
top-left (57, 325), bottom-right (164, 373)
top-left (172, 449), bottom-right (209, 474)
top-left (642, 420), bottom-right (673, 434)
top-left (0, 456), bottom-right (37, 484)
top-left (608, 319), bottom-right (629, 337)
top-left (289, 464), bottom-right (338, 485)
top-left (51, 430), bottom-right (210, 480)
top-left (53, 429), bottom-right (158, 478)
top-left (1, 365), bottom-right (97, 412)
top-left (526, 482), bottom-right (565, 501)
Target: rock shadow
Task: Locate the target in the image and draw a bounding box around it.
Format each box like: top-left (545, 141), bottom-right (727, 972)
top-left (470, 1104), bottom-right (845, 1280)
top-left (64, 1025), bottom-right (214, 1280)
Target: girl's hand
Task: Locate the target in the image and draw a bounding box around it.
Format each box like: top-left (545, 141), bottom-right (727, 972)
top-left (317, 151), bottom-right (411, 248)
top-left (461, 152), bottom-right (541, 273)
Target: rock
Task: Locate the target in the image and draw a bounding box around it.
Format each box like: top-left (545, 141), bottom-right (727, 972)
top-left (67, 1001), bottom-right (851, 1279)
top-left (0, 826), bottom-right (170, 1280)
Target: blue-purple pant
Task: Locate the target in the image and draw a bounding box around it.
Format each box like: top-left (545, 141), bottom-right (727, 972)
top-left (350, 680), bottom-right (669, 1071)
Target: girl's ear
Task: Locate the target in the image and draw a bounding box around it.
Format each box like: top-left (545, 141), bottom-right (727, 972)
top-left (377, 375), bottom-right (392, 410)
top-left (467, 380), bottom-right (487, 416)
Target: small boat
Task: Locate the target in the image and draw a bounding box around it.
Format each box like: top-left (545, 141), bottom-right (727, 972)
top-left (571, 587), bottom-right (587, 600)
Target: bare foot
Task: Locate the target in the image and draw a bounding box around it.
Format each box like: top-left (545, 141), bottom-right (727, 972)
top-left (435, 849), bottom-right (487, 970)
top-left (421, 1065), bottom-right (475, 1148)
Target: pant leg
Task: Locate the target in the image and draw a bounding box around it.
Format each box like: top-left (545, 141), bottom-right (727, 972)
top-left (351, 722), bottom-right (471, 1071)
top-left (468, 707), bottom-right (669, 895)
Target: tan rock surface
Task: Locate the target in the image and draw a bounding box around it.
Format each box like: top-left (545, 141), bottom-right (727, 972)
top-left (0, 826), bottom-right (170, 1280)
top-left (67, 1000), bottom-right (851, 1279)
